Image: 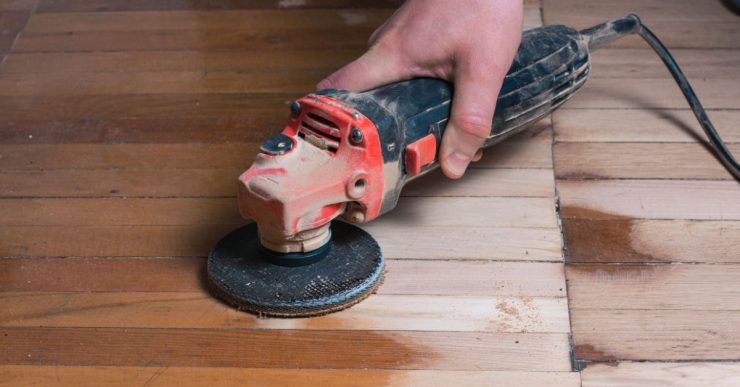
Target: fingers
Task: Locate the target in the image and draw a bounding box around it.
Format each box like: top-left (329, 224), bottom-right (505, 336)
top-left (439, 57), bottom-right (505, 179)
top-left (317, 46), bottom-right (408, 92)
top-left (472, 149), bottom-right (483, 162)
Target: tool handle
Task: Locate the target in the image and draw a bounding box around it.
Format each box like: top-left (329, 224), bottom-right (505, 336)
top-left (320, 23), bottom-right (592, 215)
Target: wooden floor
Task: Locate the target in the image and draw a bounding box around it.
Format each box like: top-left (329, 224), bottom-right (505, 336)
top-left (0, 0), bottom-right (737, 386)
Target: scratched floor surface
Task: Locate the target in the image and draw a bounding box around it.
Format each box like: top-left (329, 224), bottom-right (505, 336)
top-left (546, 0), bottom-right (740, 385)
top-left (1, 0), bottom-right (738, 386)
top-left (0, 1), bottom-right (578, 386)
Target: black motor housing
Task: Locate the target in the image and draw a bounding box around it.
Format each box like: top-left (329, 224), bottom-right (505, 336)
top-left (319, 24), bottom-right (592, 215)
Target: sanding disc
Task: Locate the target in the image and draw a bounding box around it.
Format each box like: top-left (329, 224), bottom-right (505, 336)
top-left (207, 221), bottom-right (384, 318)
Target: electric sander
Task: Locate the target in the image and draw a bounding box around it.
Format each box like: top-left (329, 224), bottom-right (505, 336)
top-left (208, 15), bottom-right (740, 317)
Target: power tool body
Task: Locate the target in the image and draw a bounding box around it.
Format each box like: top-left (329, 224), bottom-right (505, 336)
top-left (207, 15), bottom-right (738, 317)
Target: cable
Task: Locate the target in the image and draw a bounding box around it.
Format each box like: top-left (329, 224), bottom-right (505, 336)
top-left (582, 15), bottom-right (739, 181)
top-left (635, 19), bottom-right (740, 181)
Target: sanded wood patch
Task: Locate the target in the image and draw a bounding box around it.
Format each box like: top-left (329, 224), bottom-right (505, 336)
top-left (582, 362), bottom-right (740, 387)
top-left (0, 327), bottom-right (572, 371)
top-left (0, 292), bottom-right (570, 333)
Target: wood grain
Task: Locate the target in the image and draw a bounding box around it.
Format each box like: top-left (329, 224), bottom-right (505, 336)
top-left (582, 362), bottom-right (740, 387)
top-left (0, 167), bottom-right (555, 198)
top-left (565, 79), bottom-right (740, 110)
top-left (0, 225), bottom-right (236, 257)
top-left (35, 0), bottom-right (404, 12)
top-left (0, 258), bottom-right (569, 297)
top-left (0, 10), bottom-right (31, 55)
top-left (0, 196), bottom-right (557, 227)
top-left (0, 366), bottom-right (581, 387)
top-left (572, 308), bottom-right (740, 361)
top-left (562, 219), bottom-right (740, 263)
top-left (0, 327), bottom-right (572, 371)
top-left (0, 1), bottom-right (574, 382)
top-left (23, 10), bottom-right (393, 32)
top-left (554, 142), bottom-right (740, 180)
top-left (14, 27), bottom-right (377, 52)
top-left (567, 264), bottom-right (740, 311)
top-left (568, 262), bottom-right (740, 361)
top-left (558, 179), bottom-right (740, 220)
top-left (590, 49), bottom-right (740, 80)
top-left (0, 68), bottom-right (329, 96)
top-left (0, 223), bottom-right (563, 259)
top-left (0, 0), bottom-right (37, 11)
top-left (0, 49), bottom-right (362, 74)
top-left (553, 109), bottom-right (740, 143)
top-left (0, 292), bottom-right (570, 333)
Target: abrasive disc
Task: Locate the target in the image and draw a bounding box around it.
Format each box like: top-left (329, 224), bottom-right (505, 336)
top-left (207, 221), bottom-right (384, 317)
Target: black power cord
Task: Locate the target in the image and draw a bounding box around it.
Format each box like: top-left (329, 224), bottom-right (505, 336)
top-left (583, 15), bottom-right (740, 181)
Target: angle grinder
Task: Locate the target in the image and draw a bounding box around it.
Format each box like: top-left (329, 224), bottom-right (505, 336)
top-left (207, 14), bottom-right (740, 317)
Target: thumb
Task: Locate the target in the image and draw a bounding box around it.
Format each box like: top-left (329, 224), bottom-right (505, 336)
top-left (317, 46), bottom-right (408, 92)
top-left (440, 59), bottom-right (504, 179)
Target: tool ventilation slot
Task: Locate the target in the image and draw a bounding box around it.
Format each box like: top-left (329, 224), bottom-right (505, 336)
top-left (299, 113), bottom-right (342, 153)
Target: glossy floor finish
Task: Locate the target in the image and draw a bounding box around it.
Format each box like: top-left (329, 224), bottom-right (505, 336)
top-left (0, 0), bottom-right (738, 386)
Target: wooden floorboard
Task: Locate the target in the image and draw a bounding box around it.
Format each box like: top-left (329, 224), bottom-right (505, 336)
top-left (581, 362), bottom-right (740, 387)
top-left (0, 327), bottom-right (571, 371)
top-left (0, 366), bottom-right (581, 387)
top-left (0, 3), bottom-right (577, 383)
top-left (547, 0), bottom-right (740, 382)
top-left (5, 0), bottom-right (737, 384)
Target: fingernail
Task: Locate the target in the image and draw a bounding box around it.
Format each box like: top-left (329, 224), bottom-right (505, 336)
top-left (445, 152), bottom-right (471, 177)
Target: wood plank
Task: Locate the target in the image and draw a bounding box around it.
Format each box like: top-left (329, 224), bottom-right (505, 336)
top-left (565, 79), bottom-right (740, 110)
top-left (0, 196), bottom-right (557, 227)
top-left (0, 223), bottom-right (562, 259)
top-left (36, 0), bottom-right (403, 12)
top-left (0, 96), bottom-right (552, 147)
top-left (572, 308), bottom-right (740, 361)
top-left (0, 292), bottom-right (570, 333)
top-left (0, 144), bottom-right (260, 169)
top-left (582, 362), bottom-right (740, 387)
top-left (0, 93), bottom-right (295, 123)
top-left (558, 179), bottom-right (740, 220)
top-left (566, 264), bottom-right (740, 310)
top-left (0, 168), bottom-right (555, 199)
top-left (0, 366), bottom-right (581, 387)
top-left (0, 198), bottom-right (243, 226)
top-left (0, 0), bottom-right (37, 11)
top-left (0, 68), bottom-right (327, 96)
top-left (0, 130), bottom-right (549, 170)
top-left (0, 258), bottom-right (568, 297)
top-left (568, 262), bottom-right (740, 361)
top-left (14, 27), bottom-right (377, 52)
top-left (0, 225), bottom-right (235, 257)
top-left (563, 219), bottom-right (740, 263)
top-left (554, 143), bottom-right (740, 180)
top-left (553, 109), bottom-right (740, 143)
top-left (365, 225), bottom-right (562, 261)
top-left (0, 168), bottom-right (243, 197)
top-left (0, 49), bottom-right (363, 74)
top-left (590, 49), bottom-right (740, 79)
top-left (0, 10), bottom-right (31, 55)
top-left (24, 10), bottom-right (392, 32)
top-left (0, 327), bottom-right (572, 371)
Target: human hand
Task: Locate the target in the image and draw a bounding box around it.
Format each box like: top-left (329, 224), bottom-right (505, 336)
top-left (318, 0), bottom-right (523, 178)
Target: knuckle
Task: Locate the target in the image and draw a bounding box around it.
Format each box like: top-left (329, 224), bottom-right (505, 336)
top-left (454, 113), bottom-right (492, 139)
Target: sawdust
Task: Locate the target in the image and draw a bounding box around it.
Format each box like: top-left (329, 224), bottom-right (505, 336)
top-left (495, 300), bottom-right (520, 317)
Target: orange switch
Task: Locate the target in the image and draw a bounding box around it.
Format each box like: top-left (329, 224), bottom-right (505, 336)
top-left (404, 134), bottom-right (437, 176)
